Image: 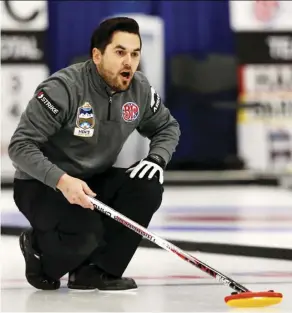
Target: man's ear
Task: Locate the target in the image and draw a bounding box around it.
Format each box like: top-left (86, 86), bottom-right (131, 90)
top-left (92, 48), bottom-right (102, 65)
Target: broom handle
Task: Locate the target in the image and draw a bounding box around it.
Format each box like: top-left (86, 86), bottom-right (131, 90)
top-left (87, 195), bottom-right (249, 293)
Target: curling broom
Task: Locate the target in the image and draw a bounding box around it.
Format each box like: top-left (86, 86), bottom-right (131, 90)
top-left (87, 195), bottom-right (283, 308)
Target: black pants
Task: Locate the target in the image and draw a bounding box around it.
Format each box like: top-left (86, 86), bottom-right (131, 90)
top-left (13, 167), bottom-right (163, 280)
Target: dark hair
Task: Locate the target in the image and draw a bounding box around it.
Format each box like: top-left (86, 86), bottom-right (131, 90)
top-left (90, 17), bottom-right (142, 56)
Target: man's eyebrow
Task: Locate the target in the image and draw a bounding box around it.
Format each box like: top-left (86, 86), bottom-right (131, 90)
top-left (114, 45), bottom-right (141, 52)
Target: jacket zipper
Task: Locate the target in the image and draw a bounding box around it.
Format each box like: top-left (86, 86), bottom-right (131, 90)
top-left (107, 96), bottom-right (112, 120)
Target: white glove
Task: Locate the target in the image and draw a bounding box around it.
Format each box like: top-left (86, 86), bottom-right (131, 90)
top-left (126, 155), bottom-right (166, 184)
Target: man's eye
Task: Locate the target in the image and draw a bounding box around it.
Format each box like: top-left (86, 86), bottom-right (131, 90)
top-left (116, 50), bottom-right (124, 56)
top-left (132, 52), bottom-right (139, 58)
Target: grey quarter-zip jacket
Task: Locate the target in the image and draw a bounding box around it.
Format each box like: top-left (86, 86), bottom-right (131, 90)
top-left (8, 59), bottom-right (180, 189)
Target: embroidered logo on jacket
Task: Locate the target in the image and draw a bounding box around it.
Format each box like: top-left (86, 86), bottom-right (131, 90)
top-left (122, 102), bottom-right (139, 122)
top-left (74, 102), bottom-right (95, 137)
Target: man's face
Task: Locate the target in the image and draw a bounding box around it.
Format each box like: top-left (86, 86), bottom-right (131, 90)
top-left (93, 31), bottom-right (141, 91)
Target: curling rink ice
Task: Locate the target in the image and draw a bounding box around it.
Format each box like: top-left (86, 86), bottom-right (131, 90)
top-left (1, 185), bottom-right (292, 312)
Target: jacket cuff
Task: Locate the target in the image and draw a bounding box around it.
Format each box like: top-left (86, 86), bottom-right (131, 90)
top-left (44, 166), bottom-right (66, 190)
top-left (149, 147), bottom-right (171, 165)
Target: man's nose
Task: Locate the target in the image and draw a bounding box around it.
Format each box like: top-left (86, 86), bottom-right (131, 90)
top-left (123, 54), bottom-right (132, 66)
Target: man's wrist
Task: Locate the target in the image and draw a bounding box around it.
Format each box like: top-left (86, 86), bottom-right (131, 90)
top-left (56, 173), bottom-right (69, 190)
top-left (147, 154), bottom-right (166, 169)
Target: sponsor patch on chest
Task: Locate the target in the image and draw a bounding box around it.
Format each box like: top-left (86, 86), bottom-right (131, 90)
top-left (122, 102), bottom-right (139, 122)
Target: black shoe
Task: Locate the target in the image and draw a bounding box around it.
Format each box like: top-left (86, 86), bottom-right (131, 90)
top-left (67, 264), bottom-right (137, 291)
top-left (19, 229), bottom-right (60, 290)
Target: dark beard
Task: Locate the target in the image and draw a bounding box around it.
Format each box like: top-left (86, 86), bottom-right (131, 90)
top-left (98, 63), bottom-right (130, 92)
top-left (97, 65), bottom-right (120, 91)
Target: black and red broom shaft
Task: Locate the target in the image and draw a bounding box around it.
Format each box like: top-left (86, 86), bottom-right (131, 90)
top-left (87, 195), bottom-right (249, 294)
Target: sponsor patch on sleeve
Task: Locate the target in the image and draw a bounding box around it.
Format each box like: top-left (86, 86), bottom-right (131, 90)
top-left (150, 86), bottom-right (161, 114)
top-left (35, 90), bottom-right (61, 117)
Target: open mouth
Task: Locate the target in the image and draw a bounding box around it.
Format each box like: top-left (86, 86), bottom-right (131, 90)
top-left (120, 71), bottom-right (131, 80)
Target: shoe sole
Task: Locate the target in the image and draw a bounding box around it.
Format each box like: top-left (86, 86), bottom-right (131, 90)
top-left (19, 232), bottom-right (29, 263)
top-left (67, 283), bottom-right (137, 292)
top-left (68, 288), bottom-right (97, 292)
top-left (98, 288), bottom-right (138, 293)
top-left (68, 287), bottom-right (137, 293)
top-left (19, 232), bottom-right (38, 276)
top-left (19, 232), bottom-right (39, 288)
top-left (67, 284), bottom-right (97, 291)
top-left (19, 232), bottom-right (60, 290)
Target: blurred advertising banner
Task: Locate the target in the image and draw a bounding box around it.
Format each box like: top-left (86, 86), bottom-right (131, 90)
top-left (1, 1), bottom-right (50, 182)
top-left (235, 32), bottom-right (292, 64)
top-left (229, 0), bottom-right (292, 172)
top-left (230, 0), bottom-right (292, 32)
top-left (239, 65), bottom-right (292, 100)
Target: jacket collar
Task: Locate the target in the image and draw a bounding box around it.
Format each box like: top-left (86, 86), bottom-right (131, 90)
top-left (88, 59), bottom-right (112, 97)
